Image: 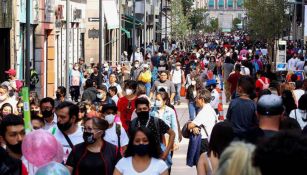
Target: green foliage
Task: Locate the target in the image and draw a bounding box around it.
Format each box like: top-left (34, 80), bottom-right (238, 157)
top-left (204, 18), bottom-right (219, 33)
top-left (188, 8), bottom-right (207, 30)
top-left (170, 0), bottom-right (190, 40)
top-left (181, 0), bottom-right (194, 16)
top-left (232, 17), bottom-right (241, 29)
top-left (244, 0), bottom-right (289, 42)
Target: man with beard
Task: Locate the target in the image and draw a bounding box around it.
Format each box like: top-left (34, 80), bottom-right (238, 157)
top-left (51, 102), bottom-right (83, 163)
top-left (40, 97), bottom-right (57, 130)
top-left (0, 114), bottom-right (28, 175)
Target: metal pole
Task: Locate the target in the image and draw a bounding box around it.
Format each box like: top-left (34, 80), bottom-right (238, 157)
top-left (133, 0), bottom-right (136, 62)
top-left (165, 0), bottom-right (167, 50)
top-left (25, 0), bottom-right (30, 87)
top-left (98, 0), bottom-right (104, 86)
top-left (66, 0), bottom-right (70, 96)
top-left (152, 0), bottom-right (156, 53)
top-left (119, 0), bottom-right (122, 64)
top-left (302, 0), bottom-right (305, 50)
top-left (144, 0), bottom-right (147, 49)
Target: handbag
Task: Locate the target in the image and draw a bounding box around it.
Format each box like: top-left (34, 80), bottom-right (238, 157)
top-left (180, 86), bottom-right (186, 97)
top-left (181, 121), bottom-right (191, 138)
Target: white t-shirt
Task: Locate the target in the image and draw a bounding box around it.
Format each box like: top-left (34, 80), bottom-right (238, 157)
top-left (43, 114), bottom-right (57, 130)
top-left (287, 58), bottom-right (299, 71)
top-left (289, 109), bottom-right (307, 129)
top-left (210, 89), bottom-right (219, 109)
top-left (171, 69), bottom-right (182, 84)
top-left (50, 125), bottom-right (83, 163)
top-left (293, 89), bottom-right (305, 104)
top-left (192, 104), bottom-right (217, 139)
top-left (104, 123), bottom-right (129, 147)
top-left (115, 157), bottom-right (168, 175)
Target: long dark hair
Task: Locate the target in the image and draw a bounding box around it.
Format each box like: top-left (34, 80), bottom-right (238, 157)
top-left (282, 90), bottom-right (297, 116)
top-left (125, 127), bottom-right (161, 158)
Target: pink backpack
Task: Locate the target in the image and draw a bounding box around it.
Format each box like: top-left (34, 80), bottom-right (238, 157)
top-left (258, 78), bottom-right (269, 90)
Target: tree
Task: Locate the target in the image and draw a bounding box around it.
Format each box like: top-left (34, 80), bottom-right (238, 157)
top-left (188, 8), bottom-right (207, 31)
top-left (204, 18), bottom-right (219, 33)
top-left (181, 0), bottom-right (194, 16)
top-left (244, 0), bottom-right (289, 61)
top-left (232, 18), bottom-right (241, 30)
top-left (170, 0), bottom-right (190, 41)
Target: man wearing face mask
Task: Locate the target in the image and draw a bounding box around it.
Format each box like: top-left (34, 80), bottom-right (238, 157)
top-left (40, 97), bottom-right (57, 130)
top-left (94, 85), bottom-right (113, 106)
top-left (169, 62), bottom-right (186, 105)
top-left (103, 73), bottom-right (123, 97)
top-left (150, 71), bottom-right (176, 103)
top-left (130, 98), bottom-right (175, 162)
top-left (0, 114), bottom-right (30, 175)
top-left (51, 102), bottom-right (83, 163)
top-left (130, 60), bottom-right (143, 81)
top-left (54, 86), bottom-right (70, 107)
top-left (102, 103), bottom-right (129, 154)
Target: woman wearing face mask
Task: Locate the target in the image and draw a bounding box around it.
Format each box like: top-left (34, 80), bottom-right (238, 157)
top-left (151, 91), bottom-right (179, 150)
top-left (94, 85), bottom-right (113, 106)
top-left (186, 78), bottom-right (199, 120)
top-left (0, 103), bottom-right (13, 118)
top-left (66, 117), bottom-right (121, 175)
top-left (117, 80), bottom-right (138, 131)
top-left (70, 63), bottom-right (83, 102)
top-left (114, 127), bottom-right (169, 175)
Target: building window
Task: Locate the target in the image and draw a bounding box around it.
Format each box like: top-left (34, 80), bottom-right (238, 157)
top-left (218, 0), bottom-right (224, 8)
top-left (237, 0), bottom-right (243, 8)
top-left (209, 0), bottom-right (215, 8)
top-left (228, 0), bottom-right (233, 8)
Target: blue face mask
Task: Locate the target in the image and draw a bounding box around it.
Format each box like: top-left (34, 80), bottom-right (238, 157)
top-left (133, 144), bottom-right (149, 156)
top-left (155, 100), bottom-right (163, 108)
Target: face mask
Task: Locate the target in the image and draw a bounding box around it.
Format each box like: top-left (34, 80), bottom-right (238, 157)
top-left (57, 121), bottom-right (72, 132)
top-left (74, 66), bottom-right (79, 70)
top-left (2, 111), bottom-right (10, 117)
top-left (191, 81), bottom-right (196, 85)
top-left (8, 91), bottom-right (14, 97)
top-left (176, 66), bottom-right (181, 70)
top-left (0, 95), bottom-right (7, 101)
top-left (135, 64), bottom-right (139, 68)
top-left (42, 110), bottom-right (53, 118)
top-left (97, 93), bottom-right (103, 99)
top-left (136, 111), bottom-right (149, 119)
top-left (126, 89), bottom-right (133, 96)
top-left (6, 142), bottom-right (22, 155)
top-left (105, 114), bottom-right (115, 124)
top-left (83, 132), bottom-right (96, 144)
top-left (56, 93), bottom-right (62, 99)
top-left (133, 144), bottom-right (149, 156)
top-left (155, 100), bottom-right (163, 108)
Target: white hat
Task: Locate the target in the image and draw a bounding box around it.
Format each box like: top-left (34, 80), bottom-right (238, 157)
top-left (143, 64), bottom-right (149, 68)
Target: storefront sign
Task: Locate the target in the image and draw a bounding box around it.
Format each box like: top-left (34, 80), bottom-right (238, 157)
top-left (88, 28), bottom-right (99, 39)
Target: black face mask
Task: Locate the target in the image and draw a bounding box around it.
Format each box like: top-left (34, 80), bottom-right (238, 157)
top-left (160, 80), bottom-right (166, 83)
top-left (56, 93), bottom-right (62, 99)
top-left (41, 110), bottom-right (53, 118)
top-left (133, 144), bottom-right (149, 156)
top-left (136, 111), bottom-right (150, 119)
top-left (6, 142), bottom-right (22, 155)
top-left (57, 121), bottom-right (72, 132)
top-left (83, 132), bottom-right (96, 144)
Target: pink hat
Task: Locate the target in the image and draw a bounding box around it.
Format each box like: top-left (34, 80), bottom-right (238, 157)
top-left (5, 69), bottom-right (16, 76)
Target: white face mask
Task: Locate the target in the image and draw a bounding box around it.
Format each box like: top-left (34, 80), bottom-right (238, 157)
top-left (105, 114), bottom-right (115, 124)
top-left (126, 89), bottom-right (133, 96)
top-left (97, 93), bottom-right (103, 99)
top-left (0, 95), bottom-right (7, 101)
top-left (155, 100), bottom-right (163, 108)
top-left (176, 66), bottom-right (181, 70)
top-left (135, 64), bottom-right (139, 68)
top-left (191, 81), bottom-right (196, 85)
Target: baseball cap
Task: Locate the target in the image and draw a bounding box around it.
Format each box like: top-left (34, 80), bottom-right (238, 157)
top-left (206, 79), bottom-right (217, 87)
top-left (5, 69), bottom-right (16, 76)
top-left (257, 94), bottom-right (284, 116)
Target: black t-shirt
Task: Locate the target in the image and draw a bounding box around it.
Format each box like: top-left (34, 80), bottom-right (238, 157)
top-left (66, 142), bottom-right (120, 175)
top-left (130, 117), bottom-right (170, 144)
top-left (244, 127), bottom-right (278, 145)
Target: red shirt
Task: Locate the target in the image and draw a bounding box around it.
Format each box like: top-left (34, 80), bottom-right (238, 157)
top-left (256, 76), bottom-right (270, 91)
top-left (117, 96), bottom-right (137, 131)
top-left (228, 72), bottom-right (241, 94)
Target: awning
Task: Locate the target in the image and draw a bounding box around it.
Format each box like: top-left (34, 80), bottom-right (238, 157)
top-left (102, 0), bottom-right (119, 29)
top-left (121, 28), bottom-right (131, 38)
top-left (122, 14), bottom-right (144, 29)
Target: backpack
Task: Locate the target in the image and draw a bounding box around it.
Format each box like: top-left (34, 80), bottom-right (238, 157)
top-left (258, 78), bottom-right (269, 90)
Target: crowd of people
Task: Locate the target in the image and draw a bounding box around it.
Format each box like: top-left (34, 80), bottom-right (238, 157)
top-left (1, 32), bottom-right (307, 175)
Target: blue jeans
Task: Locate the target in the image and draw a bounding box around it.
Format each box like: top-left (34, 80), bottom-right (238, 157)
top-left (145, 83), bottom-right (151, 96)
top-left (219, 74), bottom-right (224, 89)
top-left (188, 101), bottom-right (198, 120)
top-left (174, 83), bottom-right (181, 102)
